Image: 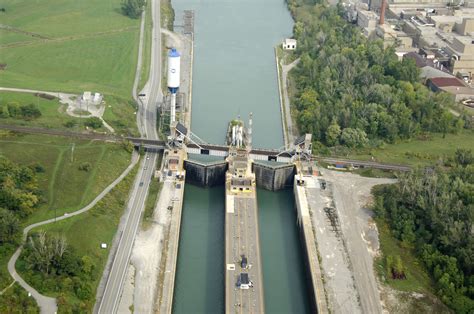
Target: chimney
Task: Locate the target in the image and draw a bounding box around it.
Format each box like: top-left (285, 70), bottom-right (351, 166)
top-left (379, 0), bottom-right (386, 25)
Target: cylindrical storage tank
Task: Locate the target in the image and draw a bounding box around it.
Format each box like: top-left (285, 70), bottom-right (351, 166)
top-left (167, 48), bottom-right (181, 94)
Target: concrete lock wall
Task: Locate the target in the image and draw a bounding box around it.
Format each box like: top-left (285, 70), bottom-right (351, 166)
top-left (184, 160), bottom-right (227, 187)
top-left (252, 162), bottom-right (295, 191)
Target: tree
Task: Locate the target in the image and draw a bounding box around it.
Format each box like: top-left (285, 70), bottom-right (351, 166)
top-left (0, 208), bottom-right (20, 244)
top-left (84, 117), bottom-right (102, 129)
top-left (78, 162), bottom-right (92, 172)
top-left (340, 128), bottom-right (368, 148)
top-left (64, 120), bottom-right (77, 128)
top-left (325, 120), bottom-right (341, 146)
top-left (20, 104), bottom-right (41, 119)
top-left (7, 102), bottom-right (20, 118)
top-left (121, 0), bottom-right (145, 19)
top-left (455, 149), bottom-right (472, 167)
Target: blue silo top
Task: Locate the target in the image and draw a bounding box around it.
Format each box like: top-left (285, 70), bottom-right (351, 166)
top-left (169, 48), bottom-right (180, 57)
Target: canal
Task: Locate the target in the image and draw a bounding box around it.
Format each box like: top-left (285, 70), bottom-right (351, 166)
top-left (172, 0), bottom-right (311, 313)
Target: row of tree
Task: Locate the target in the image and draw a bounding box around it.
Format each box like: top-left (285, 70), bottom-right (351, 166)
top-left (372, 149), bottom-right (474, 312)
top-left (287, 1), bottom-right (468, 148)
top-left (0, 103), bottom-right (42, 120)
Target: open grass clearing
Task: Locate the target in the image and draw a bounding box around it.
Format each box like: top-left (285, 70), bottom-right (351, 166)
top-left (0, 0), bottom-right (137, 39)
top-left (375, 220), bottom-right (433, 293)
top-left (102, 95), bottom-right (139, 136)
top-left (21, 163), bottom-right (138, 311)
top-left (0, 0), bottom-right (141, 99)
top-left (0, 30), bottom-right (139, 98)
top-left (137, 1), bottom-right (153, 93)
top-left (340, 130), bottom-right (474, 166)
top-left (0, 133), bottom-right (131, 225)
top-left (0, 91), bottom-right (139, 135)
top-left (0, 91), bottom-right (103, 132)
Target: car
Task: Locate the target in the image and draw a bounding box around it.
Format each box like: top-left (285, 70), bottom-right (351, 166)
top-left (146, 156), bottom-right (150, 160)
top-left (144, 166), bottom-right (147, 170)
top-left (240, 255), bottom-right (248, 269)
top-left (139, 182), bottom-right (144, 187)
top-left (138, 93), bottom-right (146, 97)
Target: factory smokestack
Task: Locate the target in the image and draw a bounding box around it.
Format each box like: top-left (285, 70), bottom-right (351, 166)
top-left (379, 0), bottom-right (386, 25)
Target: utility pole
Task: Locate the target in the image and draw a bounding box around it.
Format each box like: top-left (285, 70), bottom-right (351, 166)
top-left (71, 143), bottom-right (75, 163)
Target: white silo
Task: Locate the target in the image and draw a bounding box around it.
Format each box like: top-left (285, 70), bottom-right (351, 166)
top-left (167, 48), bottom-right (181, 125)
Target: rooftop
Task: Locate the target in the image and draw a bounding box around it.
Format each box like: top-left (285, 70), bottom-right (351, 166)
top-left (429, 76), bottom-right (466, 87)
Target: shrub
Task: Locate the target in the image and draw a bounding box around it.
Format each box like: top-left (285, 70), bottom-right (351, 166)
top-left (84, 117), bottom-right (102, 129)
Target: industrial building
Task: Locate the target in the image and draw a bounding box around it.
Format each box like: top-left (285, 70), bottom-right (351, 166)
top-left (345, 0), bottom-right (474, 99)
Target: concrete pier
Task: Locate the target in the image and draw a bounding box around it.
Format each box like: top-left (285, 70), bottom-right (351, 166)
top-left (156, 149), bottom-right (187, 313)
top-left (294, 172), bottom-right (329, 314)
top-left (225, 148), bottom-right (265, 313)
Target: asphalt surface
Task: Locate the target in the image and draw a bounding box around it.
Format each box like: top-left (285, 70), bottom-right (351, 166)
top-left (97, 0), bottom-right (163, 312)
top-left (225, 191), bottom-right (265, 313)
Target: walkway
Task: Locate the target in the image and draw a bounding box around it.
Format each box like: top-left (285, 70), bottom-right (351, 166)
top-left (281, 57), bottom-right (300, 146)
top-left (6, 152), bottom-right (139, 314)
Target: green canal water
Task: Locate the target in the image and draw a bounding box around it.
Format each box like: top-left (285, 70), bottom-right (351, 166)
top-left (172, 0), bottom-right (311, 313)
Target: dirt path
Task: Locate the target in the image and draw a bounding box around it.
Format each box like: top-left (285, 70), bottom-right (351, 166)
top-left (6, 152), bottom-right (139, 314)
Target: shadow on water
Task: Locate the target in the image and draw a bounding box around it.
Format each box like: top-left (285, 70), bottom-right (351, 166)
top-left (173, 184), bottom-right (225, 314)
top-left (258, 188), bottom-right (311, 314)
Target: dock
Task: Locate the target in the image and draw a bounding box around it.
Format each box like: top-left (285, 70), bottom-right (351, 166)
top-left (294, 167), bottom-right (329, 314)
top-left (156, 149), bottom-right (187, 313)
top-left (225, 147), bottom-right (265, 313)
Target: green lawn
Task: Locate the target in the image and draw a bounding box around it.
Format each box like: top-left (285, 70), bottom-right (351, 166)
top-left (344, 130), bottom-right (474, 166)
top-left (27, 163), bottom-right (138, 311)
top-left (138, 0), bottom-right (153, 93)
top-left (0, 91), bottom-right (138, 135)
top-left (102, 95), bottom-right (139, 136)
top-left (375, 220), bottom-right (434, 292)
top-left (0, 0), bottom-right (141, 98)
top-left (0, 133), bottom-right (131, 225)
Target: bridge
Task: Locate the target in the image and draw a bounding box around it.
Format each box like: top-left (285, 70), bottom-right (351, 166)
top-left (0, 123), bottom-right (411, 172)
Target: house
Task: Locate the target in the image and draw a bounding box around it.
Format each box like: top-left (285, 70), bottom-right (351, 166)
top-left (427, 77), bottom-right (474, 101)
top-left (282, 38), bottom-right (297, 50)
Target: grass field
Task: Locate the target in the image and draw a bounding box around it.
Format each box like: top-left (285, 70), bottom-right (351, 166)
top-left (0, 91), bottom-right (139, 135)
top-left (375, 220), bottom-right (434, 293)
top-left (342, 130), bottom-right (474, 166)
top-left (0, 0), bottom-right (140, 98)
top-left (0, 132), bottom-right (131, 225)
top-left (138, 1), bottom-right (153, 93)
top-left (22, 163), bottom-right (138, 311)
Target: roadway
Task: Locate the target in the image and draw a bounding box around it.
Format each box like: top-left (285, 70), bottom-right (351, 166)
top-left (226, 194), bottom-right (265, 313)
top-left (97, 0), bottom-right (163, 312)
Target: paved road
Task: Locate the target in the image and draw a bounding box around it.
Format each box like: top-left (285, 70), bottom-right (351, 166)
top-left (6, 152), bottom-right (139, 314)
top-left (97, 0), bottom-right (163, 312)
top-left (225, 190), bottom-right (265, 313)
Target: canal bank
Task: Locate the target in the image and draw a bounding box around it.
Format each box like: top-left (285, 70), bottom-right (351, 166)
top-left (171, 0), bottom-right (312, 313)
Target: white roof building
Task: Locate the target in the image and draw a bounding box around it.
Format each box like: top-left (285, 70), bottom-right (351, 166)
top-left (83, 91), bottom-right (91, 101)
top-left (282, 38), bottom-right (297, 50)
